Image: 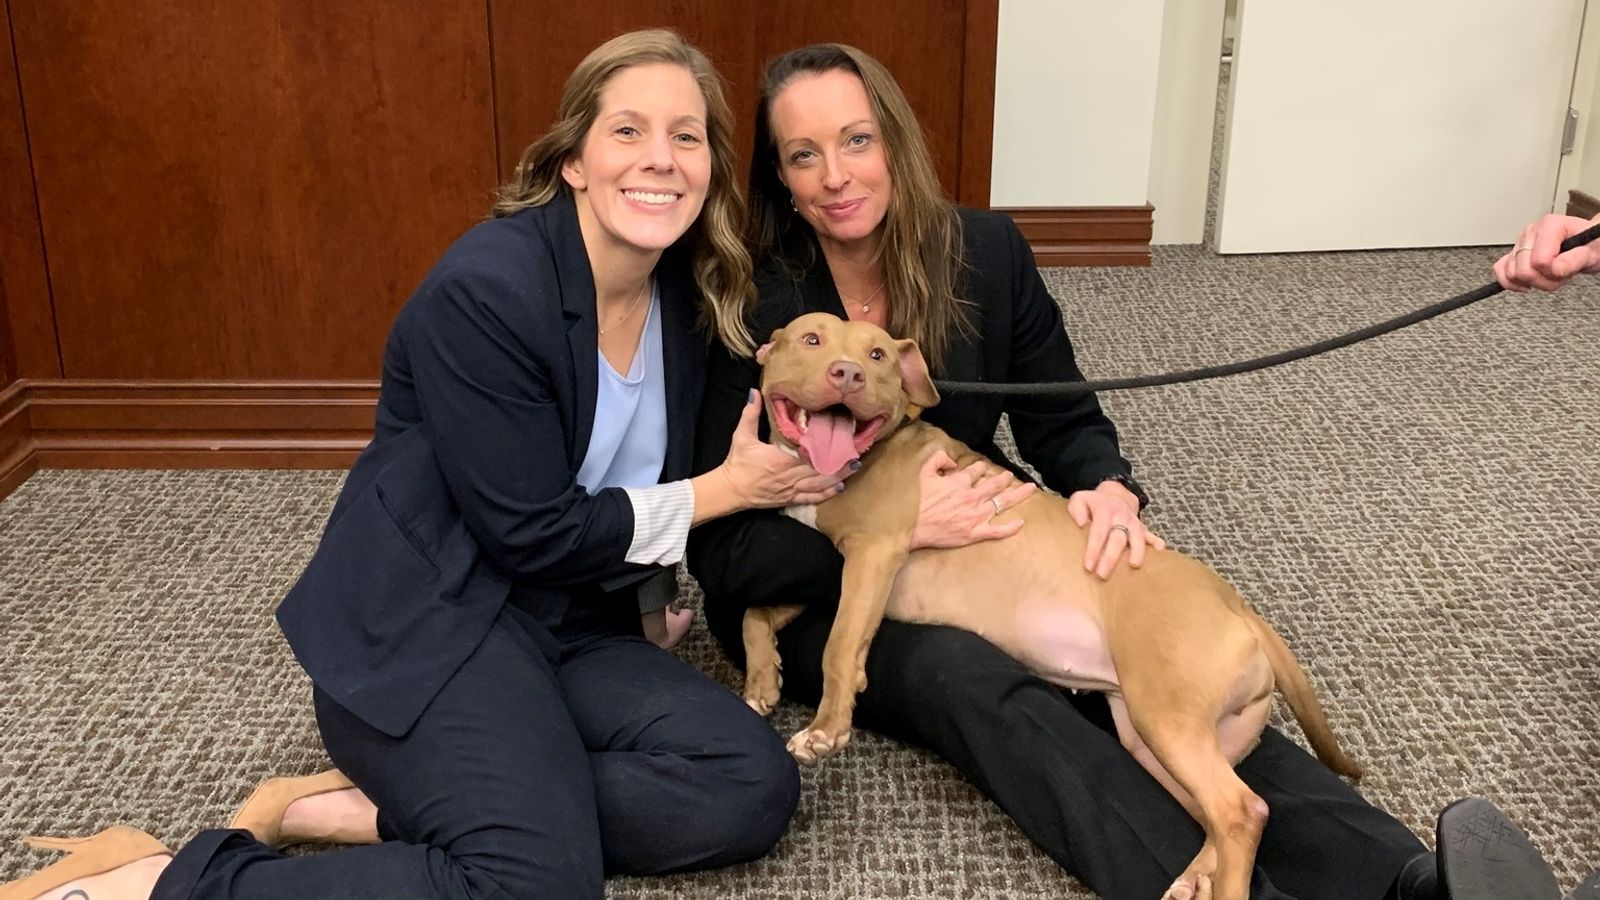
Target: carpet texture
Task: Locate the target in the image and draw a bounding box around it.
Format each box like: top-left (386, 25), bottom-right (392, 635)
top-left (2, 243), bottom-right (1597, 897)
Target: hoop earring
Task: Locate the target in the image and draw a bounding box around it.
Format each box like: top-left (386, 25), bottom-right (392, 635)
top-left (790, 196), bottom-right (797, 212)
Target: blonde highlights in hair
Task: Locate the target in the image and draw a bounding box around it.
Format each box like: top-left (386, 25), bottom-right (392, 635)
top-left (746, 43), bottom-right (970, 370)
top-left (492, 29), bottom-right (755, 354)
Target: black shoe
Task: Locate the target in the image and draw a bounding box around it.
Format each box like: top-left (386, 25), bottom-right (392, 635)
top-left (1569, 869), bottom-right (1600, 900)
top-left (1436, 797), bottom-right (1560, 900)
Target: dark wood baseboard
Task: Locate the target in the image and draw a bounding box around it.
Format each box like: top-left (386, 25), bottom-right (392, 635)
top-left (0, 451), bottom-right (38, 499)
top-left (1567, 189), bottom-right (1600, 221)
top-left (997, 205), bottom-right (1154, 267)
top-left (0, 380), bottom-right (379, 499)
top-left (0, 382), bottom-right (36, 498)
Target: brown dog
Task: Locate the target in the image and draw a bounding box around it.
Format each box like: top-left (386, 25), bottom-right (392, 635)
top-left (745, 312), bottom-right (1362, 900)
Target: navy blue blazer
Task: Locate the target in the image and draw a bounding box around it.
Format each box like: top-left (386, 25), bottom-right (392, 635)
top-left (278, 193), bottom-right (706, 738)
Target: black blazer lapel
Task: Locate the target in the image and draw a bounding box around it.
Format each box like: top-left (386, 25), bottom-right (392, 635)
top-left (798, 248), bottom-right (849, 319)
top-left (658, 252), bottom-right (703, 483)
top-left (550, 193), bottom-right (600, 467)
top-left (751, 248), bottom-right (848, 341)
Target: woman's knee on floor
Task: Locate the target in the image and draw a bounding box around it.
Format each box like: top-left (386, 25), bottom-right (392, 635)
top-left (702, 715), bottom-right (802, 861)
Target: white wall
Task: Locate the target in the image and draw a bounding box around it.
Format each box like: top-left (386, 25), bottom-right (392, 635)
top-left (989, 0), bottom-right (1166, 208)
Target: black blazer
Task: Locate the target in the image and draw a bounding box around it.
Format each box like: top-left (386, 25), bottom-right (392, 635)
top-left (687, 207), bottom-right (1139, 615)
top-left (278, 193), bottom-right (706, 738)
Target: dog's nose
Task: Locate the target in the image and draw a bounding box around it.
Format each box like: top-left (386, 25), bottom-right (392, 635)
top-left (828, 360), bottom-right (866, 393)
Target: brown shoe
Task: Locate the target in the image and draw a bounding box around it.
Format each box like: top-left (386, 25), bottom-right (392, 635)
top-left (0, 826), bottom-right (169, 900)
top-left (228, 768), bottom-right (363, 848)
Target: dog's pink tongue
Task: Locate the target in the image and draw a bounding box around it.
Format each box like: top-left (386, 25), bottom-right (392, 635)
top-left (798, 410), bottom-right (859, 478)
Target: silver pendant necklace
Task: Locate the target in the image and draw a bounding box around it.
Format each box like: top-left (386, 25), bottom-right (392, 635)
top-left (839, 280), bottom-right (886, 315)
top-left (599, 279), bottom-right (650, 337)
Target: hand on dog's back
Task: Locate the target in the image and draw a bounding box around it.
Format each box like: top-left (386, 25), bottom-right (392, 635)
top-left (908, 448), bottom-right (1035, 551)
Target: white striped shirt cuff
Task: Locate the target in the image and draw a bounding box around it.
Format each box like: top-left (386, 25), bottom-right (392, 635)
top-left (622, 480), bottom-right (696, 566)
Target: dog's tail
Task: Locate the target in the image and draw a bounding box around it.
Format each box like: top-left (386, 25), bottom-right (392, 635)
top-left (1245, 607), bottom-right (1365, 779)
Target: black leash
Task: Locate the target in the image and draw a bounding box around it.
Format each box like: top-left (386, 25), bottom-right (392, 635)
top-left (931, 223), bottom-right (1600, 397)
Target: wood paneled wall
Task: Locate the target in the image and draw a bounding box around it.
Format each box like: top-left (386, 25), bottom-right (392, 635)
top-left (489, 1), bottom-right (990, 211)
top-left (1, 0), bottom-right (53, 384)
top-left (9, 0), bottom-right (499, 380)
top-left (0, 0), bottom-right (1009, 495)
top-left (3, 0), bottom-right (994, 383)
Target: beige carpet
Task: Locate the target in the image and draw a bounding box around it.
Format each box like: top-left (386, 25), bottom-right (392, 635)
top-left (2, 243), bottom-right (1597, 897)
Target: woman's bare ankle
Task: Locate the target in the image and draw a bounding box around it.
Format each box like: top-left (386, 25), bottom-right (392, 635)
top-left (280, 787), bottom-right (380, 845)
top-left (41, 853), bottom-right (170, 900)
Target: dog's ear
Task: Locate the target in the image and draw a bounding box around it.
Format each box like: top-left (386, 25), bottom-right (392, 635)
top-left (755, 328), bottom-right (783, 365)
top-left (896, 338), bottom-right (940, 409)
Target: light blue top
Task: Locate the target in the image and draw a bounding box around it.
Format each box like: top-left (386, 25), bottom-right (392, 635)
top-left (577, 285), bottom-right (667, 493)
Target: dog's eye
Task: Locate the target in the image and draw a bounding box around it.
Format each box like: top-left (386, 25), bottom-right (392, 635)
top-left (869, 348), bottom-right (886, 361)
top-left (803, 333), bottom-right (820, 346)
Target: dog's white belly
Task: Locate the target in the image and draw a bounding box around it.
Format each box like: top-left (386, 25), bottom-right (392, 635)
top-left (885, 556), bottom-right (1121, 693)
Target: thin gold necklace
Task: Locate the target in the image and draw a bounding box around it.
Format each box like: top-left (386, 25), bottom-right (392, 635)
top-left (838, 279), bottom-right (886, 314)
top-left (598, 279), bottom-right (650, 337)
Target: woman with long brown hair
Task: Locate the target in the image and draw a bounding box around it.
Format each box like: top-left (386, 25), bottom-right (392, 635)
top-left (688, 42), bottom-right (1569, 900)
top-left (2, 29), bottom-right (835, 900)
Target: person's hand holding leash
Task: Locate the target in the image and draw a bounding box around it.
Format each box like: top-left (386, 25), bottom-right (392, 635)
top-left (909, 449), bottom-right (1037, 550)
top-left (1069, 480), bottom-right (1165, 579)
top-left (1496, 214), bottom-right (1600, 292)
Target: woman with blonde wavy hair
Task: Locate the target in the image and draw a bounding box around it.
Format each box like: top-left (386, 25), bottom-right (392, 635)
top-left (1, 28), bottom-right (839, 900)
top-left (688, 42), bottom-right (1567, 900)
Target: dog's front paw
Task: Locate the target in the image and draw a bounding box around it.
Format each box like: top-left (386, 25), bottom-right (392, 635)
top-left (743, 663), bottom-right (782, 717)
top-left (786, 722), bottom-right (852, 766)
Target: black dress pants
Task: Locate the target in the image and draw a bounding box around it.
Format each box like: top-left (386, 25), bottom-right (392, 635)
top-left (705, 597), bottom-right (1426, 900)
top-left (154, 602), bottom-right (800, 900)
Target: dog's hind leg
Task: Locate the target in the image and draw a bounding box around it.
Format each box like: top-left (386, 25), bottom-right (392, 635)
top-left (741, 605), bottom-right (805, 716)
top-left (1242, 606), bottom-right (1362, 778)
top-left (1107, 694), bottom-right (1202, 819)
top-left (1109, 624), bottom-right (1272, 900)
top-left (1119, 706), bottom-right (1266, 900)
top-left (1105, 679), bottom-right (1272, 900)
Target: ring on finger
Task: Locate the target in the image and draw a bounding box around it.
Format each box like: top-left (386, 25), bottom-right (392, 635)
top-left (991, 496), bottom-right (1003, 516)
top-left (1109, 523), bottom-right (1131, 539)
top-left (1515, 245), bottom-right (1534, 254)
